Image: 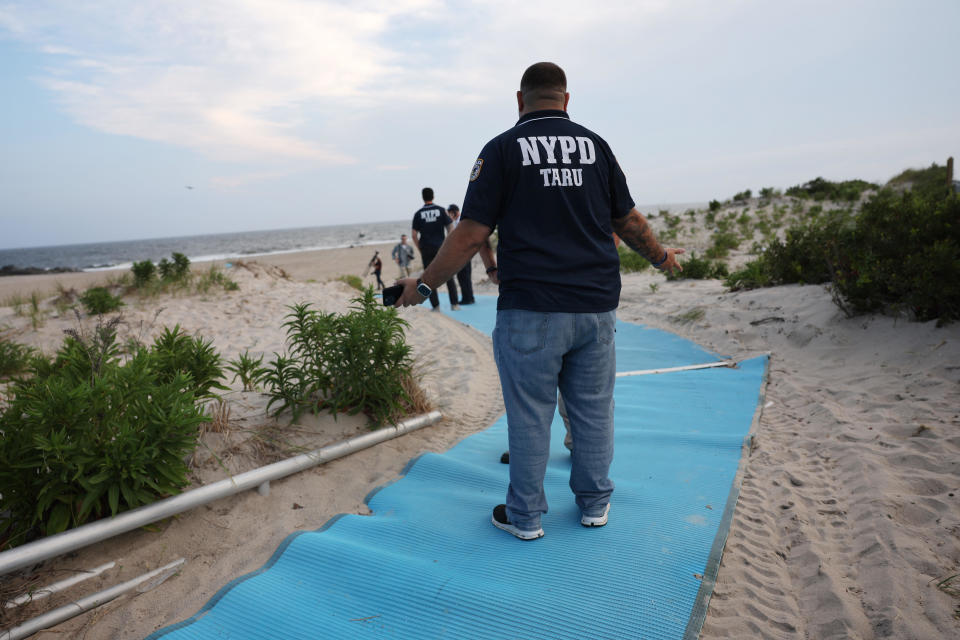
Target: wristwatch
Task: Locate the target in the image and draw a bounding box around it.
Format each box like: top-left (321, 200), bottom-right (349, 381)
top-left (416, 278), bottom-right (432, 298)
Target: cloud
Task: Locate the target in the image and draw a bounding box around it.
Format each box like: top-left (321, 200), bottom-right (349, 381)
top-left (1, 0), bottom-right (448, 162)
top-left (1, 1), bottom-right (707, 163)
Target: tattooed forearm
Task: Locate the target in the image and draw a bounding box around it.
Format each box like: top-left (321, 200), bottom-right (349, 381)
top-left (612, 209), bottom-right (664, 263)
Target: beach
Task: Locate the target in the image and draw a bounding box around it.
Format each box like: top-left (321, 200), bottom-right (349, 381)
top-left (2, 242), bottom-right (959, 638)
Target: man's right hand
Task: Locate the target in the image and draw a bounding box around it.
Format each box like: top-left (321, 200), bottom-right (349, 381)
top-left (393, 278), bottom-right (426, 307)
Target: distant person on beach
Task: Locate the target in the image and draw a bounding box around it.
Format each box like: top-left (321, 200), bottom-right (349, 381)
top-left (411, 187), bottom-right (459, 311)
top-left (446, 204), bottom-right (476, 305)
top-left (394, 61), bottom-right (683, 540)
top-left (392, 234), bottom-right (415, 278)
top-left (368, 252), bottom-right (384, 290)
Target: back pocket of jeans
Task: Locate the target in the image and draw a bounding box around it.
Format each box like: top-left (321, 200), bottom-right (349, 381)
top-left (506, 312), bottom-right (548, 354)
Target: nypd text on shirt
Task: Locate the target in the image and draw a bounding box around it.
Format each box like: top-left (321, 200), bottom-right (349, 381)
top-left (517, 135), bottom-right (596, 187)
top-left (419, 208), bottom-right (444, 222)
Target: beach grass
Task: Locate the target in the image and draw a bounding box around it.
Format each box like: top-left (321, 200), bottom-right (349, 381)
top-left (3, 292), bottom-right (26, 315)
top-left (671, 307), bottom-right (706, 325)
top-left (335, 274), bottom-right (364, 290)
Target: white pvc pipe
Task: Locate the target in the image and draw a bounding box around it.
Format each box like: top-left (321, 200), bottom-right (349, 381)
top-left (615, 359), bottom-right (737, 378)
top-left (0, 559), bottom-right (184, 640)
top-left (4, 562), bottom-right (116, 609)
top-left (0, 411), bottom-right (442, 578)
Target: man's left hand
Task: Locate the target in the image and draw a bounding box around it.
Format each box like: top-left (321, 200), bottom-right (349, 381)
top-left (394, 278), bottom-right (426, 307)
top-left (657, 248), bottom-right (685, 276)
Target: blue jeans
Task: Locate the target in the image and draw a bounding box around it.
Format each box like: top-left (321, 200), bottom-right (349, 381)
top-left (493, 309), bottom-right (616, 530)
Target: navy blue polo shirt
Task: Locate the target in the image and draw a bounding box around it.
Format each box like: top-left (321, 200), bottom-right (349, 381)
top-left (461, 109), bottom-right (635, 312)
top-left (411, 203), bottom-right (451, 249)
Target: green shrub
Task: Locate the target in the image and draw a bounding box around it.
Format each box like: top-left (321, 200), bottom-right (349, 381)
top-left (0, 337), bottom-right (35, 379)
top-left (226, 350), bottom-right (269, 392)
top-left (764, 210), bottom-right (851, 285)
top-left (785, 177), bottom-right (877, 202)
top-left (79, 287), bottom-right (124, 315)
top-left (732, 189), bottom-right (752, 202)
top-left (618, 245), bottom-right (651, 274)
top-left (131, 260), bottom-right (156, 287)
top-left (666, 252), bottom-right (728, 280)
top-left (705, 231), bottom-right (740, 259)
top-left (708, 199), bottom-right (722, 212)
top-left (264, 288), bottom-right (421, 426)
top-left (725, 257), bottom-right (774, 291)
top-left (171, 253), bottom-right (191, 280)
top-left (759, 187), bottom-right (781, 200)
top-left (725, 205), bottom-right (851, 290)
top-left (151, 325), bottom-right (228, 398)
top-left (0, 321), bottom-right (210, 549)
top-left (133, 253), bottom-right (192, 291)
top-left (756, 218), bottom-right (773, 239)
top-left (831, 188), bottom-right (960, 322)
top-left (157, 258), bottom-right (174, 280)
top-left (886, 163), bottom-right (951, 200)
top-left (157, 253), bottom-right (191, 282)
top-left (725, 174), bottom-right (960, 323)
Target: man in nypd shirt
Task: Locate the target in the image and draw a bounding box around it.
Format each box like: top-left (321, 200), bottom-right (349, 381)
top-left (395, 62), bottom-right (683, 540)
top-left (411, 187), bottom-right (459, 311)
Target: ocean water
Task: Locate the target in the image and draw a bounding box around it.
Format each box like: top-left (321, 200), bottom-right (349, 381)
top-left (0, 220), bottom-right (411, 272)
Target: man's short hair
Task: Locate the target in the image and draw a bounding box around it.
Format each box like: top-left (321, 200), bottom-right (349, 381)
top-left (447, 204), bottom-right (459, 213)
top-left (520, 62), bottom-right (567, 103)
top-left (422, 187), bottom-right (434, 202)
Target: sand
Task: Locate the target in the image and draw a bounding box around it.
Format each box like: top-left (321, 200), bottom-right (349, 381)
top-left (1, 242), bottom-right (959, 639)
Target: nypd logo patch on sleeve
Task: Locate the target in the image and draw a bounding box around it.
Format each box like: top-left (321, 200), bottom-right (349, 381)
top-left (469, 158), bottom-right (483, 182)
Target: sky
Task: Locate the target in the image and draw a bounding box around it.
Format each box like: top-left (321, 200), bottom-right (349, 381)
top-left (1, 0), bottom-right (958, 249)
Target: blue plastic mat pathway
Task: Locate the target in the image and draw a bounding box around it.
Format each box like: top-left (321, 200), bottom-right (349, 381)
top-left (150, 296), bottom-right (767, 639)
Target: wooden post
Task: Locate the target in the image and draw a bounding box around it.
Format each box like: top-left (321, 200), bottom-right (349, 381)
top-left (947, 156), bottom-right (954, 189)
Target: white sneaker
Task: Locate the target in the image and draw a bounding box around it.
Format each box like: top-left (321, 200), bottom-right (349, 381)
top-left (581, 503), bottom-right (610, 527)
top-left (451, 304), bottom-right (461, 310)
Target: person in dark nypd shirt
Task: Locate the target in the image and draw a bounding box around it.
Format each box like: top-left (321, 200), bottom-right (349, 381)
top-left (411, 187), bottom-right (460, 311)
top-left (395, 62), bottom-right (683, 540)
